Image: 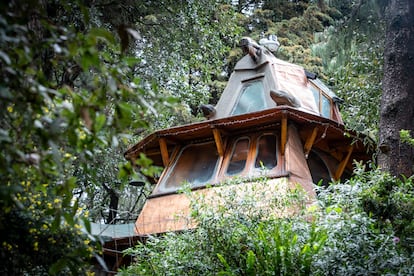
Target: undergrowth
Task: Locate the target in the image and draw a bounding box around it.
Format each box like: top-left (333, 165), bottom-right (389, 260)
top-left (119, 168), bottom-right (414, 275)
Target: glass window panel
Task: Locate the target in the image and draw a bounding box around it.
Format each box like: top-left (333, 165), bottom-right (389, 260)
top-left (226, 137), bottom-right (250, 175)
top-left (255, 134), bottom-right (277, 169)
top-left (154, 142), bottom-right (219, 194)
top-left (321, 94), bottom-right (331, 118)
top-left (309, 85), bottom-right (320, 110)
top-left (232, 81), bottom-right (266, 115)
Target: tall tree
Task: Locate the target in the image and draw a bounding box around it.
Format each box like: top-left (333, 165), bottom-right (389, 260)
top-left (311, 0), bottom-right (385, 142)
top-left (0, 0), bottom-right (160, 273)
top-left (378, 0), bottom-right (414, 177)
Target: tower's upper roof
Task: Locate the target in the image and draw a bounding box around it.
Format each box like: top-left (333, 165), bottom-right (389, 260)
top-left (207, 37), bottom-right (343, 123)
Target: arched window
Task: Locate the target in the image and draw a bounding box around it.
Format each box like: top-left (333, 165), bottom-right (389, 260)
top-left (231, 81), bottom-right (266, 115)
top-left (255, 134), bottom-right (277, 170)
top-left (154, 142), bottom-right (219, 194)
top-left (226, 137), bottom-right (250, 175)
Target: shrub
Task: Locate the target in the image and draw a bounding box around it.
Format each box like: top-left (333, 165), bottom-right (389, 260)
top-left (314, 176), bottom-right (413, 275)
top-left (120, 172), bottom-right (414, 275)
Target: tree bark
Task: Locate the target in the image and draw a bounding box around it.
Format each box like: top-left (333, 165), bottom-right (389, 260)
top-left (378, 0), bottom-right (414, 177)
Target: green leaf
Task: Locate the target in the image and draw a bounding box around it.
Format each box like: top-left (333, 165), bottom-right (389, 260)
top-left (0, 85), bottom-right (12, 99)
top-left (80, 50), bottom-right (100, 70)
top-left (246, 250), bottom-right (256, 275)
top-left (51, 213), bottom-right (61, 231)
top-left (116, 102), bottom-right (133, 128)
top-left (89, 28), bottom-right (116, 44)
top-left (118, 162), bottom-right (133, 180)
top-left (82, 217), bottom-right (92, 234)
top-left (64, 212), bottom-right (74, 226)
top-left (217, 253), bottom-right (230, 269)
top-left (94, 113), bottom-right (106, 132)
top-left (0, 128), bottom-right (12, 143)
top-left (49, 258), bottom-right (68, 275)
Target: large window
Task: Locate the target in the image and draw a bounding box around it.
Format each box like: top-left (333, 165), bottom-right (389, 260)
top-left (309, 79), bottom-right (334, 119)
top-left (154, 132), bottom-right (280, 195)
top-left (255, 134), bottom-right (277, 170)
top-left (225, 133), bottom-right (279, 177)
top-left (231, 81), bottom-right (266, 115)
top-left (310, 85), bottom-right (331, 118)
top-left (321, 94), bottom-right (331, 118)
top-left (226, 137), bottom-right (250, 175)
top-left (153, 142), bottom-right (219, 194)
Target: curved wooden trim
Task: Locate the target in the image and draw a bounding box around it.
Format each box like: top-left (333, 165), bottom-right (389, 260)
top-left (304, 127), bottom-right (319, 158)
top-left (212, 128), bottom-right (224, 156)
top-left (334, 145), bottom-right (353, 180)
top-left (159, 138), bottom-right (169, 167)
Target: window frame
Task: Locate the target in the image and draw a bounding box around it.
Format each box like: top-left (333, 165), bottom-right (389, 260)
top-left (152, 141), bottom-right (221, 195)
top-left (151, 130), bottom-right (283, 197)
top-left (225, 136), bottom-right (251, 176)
top-left (253, 133), bottom-right (278, 172)
top-left (309, 80), bottom-right (334, 119)
top-left (219, 131), bottom-right (281, 180)
top-left (231, 79), bottom-right (267, 116)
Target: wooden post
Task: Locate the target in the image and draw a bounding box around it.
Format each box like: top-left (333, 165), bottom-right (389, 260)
top-left (304, 127), bottom-right (319, 158)
top-left (281, 115), bottom-right (287, 155)
top-left (159, 137), bottom-right (169, 167)
top-left (334, 145), bottom-right (353, 181)
top-left (212, 128), bottom-right (224, 156)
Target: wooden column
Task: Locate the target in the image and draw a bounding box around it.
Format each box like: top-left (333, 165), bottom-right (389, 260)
top-left (159, 137), bottom-right (169, 167)
top-left (212, 128), bottom-right (224, 156)
top-left (334, 145), bottom-right (353, 181)
top-left (304, 127), bottom-right (319, 158)
top-left (281, 115), bottom-right (287, 155)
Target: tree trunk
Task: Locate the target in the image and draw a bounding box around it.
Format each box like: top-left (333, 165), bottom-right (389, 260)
top-left (378, 0), bottom-right (414, 177)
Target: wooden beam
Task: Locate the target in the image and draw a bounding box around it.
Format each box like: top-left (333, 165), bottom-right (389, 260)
top-left (281, 115), bottom-right (287, 155)
top-left (159, 137), bottom-right (169, 167)
top-left (212, 128), bottom-right (224, 156)
top-left (334, 145), bottom-right (353, 181)
top-left (304, 127), bottom-right (319, 158)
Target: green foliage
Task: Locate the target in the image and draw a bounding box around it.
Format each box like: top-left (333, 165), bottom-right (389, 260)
top-left (120, 178), bottom-right (325, 275)
top-left (357, 167), bottom-right (414, 253)
top-left (244, 2), bottom-right (336, 73)
top-left (313, 28), bottom-right (383, 139)
top-left (0, 0), bottom-right (162, 273)
top-left (312, 0), bottom-right (385, 138)
top-left (401, 130), bottom-right (414, 147)
top-left (72, 147), bottom-right (159, 224)
top-left (314, 170), bottom-right (413, 275)
top-left (2, 198), bottom-right (94, 275)
top-left (120, 170), bottom-right (413, 275)
top-left (127, 1), bottom-right (243, 119)
top-left (0, 1), bottom-right (241, 272)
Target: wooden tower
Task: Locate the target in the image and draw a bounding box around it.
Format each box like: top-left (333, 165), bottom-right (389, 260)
top-left (123, 37), bottom-right (372, 235)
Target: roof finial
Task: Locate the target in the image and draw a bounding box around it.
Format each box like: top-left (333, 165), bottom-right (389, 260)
top-left (259, 34), bottom-right (280, 53)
